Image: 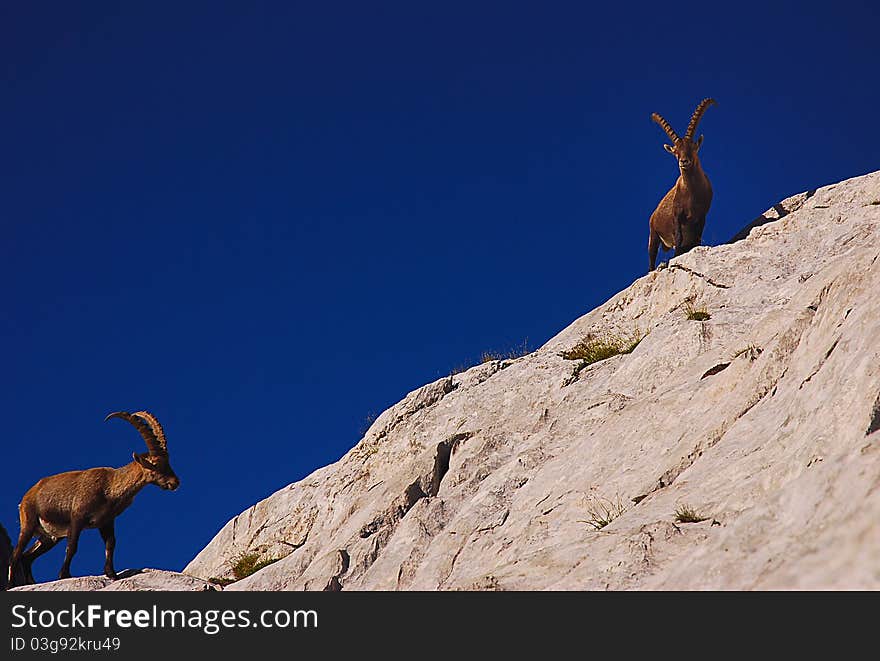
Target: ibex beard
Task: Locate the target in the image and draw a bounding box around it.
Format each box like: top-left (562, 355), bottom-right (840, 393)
top-left (7, 411), bottom-right (179, 586)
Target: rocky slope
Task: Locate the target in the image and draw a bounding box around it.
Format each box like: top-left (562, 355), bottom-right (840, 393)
top-left (183, 169), bottom-right (880, 590)
top-left (9, 569), bottom-right (219, 592)
top-left (12, 170), bottom-right (880, 591)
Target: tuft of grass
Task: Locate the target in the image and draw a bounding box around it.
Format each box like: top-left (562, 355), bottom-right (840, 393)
top-left (559, 330), bottom-right (644, 366)
top-left (480, 339), bottom-right (532, 364)
top-left (684, 300), bottom-right (711, 321)
top-left (561, 339), bottom-right (622, 364)
top-left (230, 551), bottom-right (281, 581)
top-left (732, 344), bottom-right (762, 361)
top-left (579, 494), bottom-right (628, 531)
top-left (451, 339), bottom-right (532, 375)
top-left (674, 504), bottom-right (708, 524)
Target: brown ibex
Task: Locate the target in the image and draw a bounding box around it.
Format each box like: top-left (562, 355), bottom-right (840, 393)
top-left (648, 97), bottom-right (716, 271)
top-left (7, 411), bottom-right (179, 586)
top-left (1, 523), bottom-right (25, 590)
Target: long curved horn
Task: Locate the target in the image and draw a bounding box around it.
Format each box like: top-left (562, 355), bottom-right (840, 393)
top-left (651, 112), bottom-right (679, 143)
top-left (105, 411), bottom-right (164, 456)
top-left (131, 411), bottom-right (168, 455)
top-left (685, 98), bottom-right (716, 140)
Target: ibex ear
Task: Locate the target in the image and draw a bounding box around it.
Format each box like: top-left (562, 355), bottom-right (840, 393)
top-left (663, 143), bottom-right (675, 154)
top-left (133, 453), bottom-right (156, 470)
top-left (695, 135), bottom-right (704, 149)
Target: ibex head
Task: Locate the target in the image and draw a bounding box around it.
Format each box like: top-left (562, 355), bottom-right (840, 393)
top-left (105, 411), bottom-right (180, 491)
top-left (652, 98), bottom-right (716, 173)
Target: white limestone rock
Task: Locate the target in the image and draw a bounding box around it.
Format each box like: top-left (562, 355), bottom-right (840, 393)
top-left (169, 169), bottom-right (878, 589)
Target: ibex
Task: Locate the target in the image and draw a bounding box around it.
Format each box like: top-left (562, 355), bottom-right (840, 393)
top-left (648, 97), bottom-right (716, 271)
top-left (1, 524), bottom-right (24, 591)
top-left (7, 411), bottom-right (179, 586)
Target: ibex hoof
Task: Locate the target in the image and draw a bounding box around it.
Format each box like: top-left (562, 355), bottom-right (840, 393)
top-left (105, 571), bottom-right (119, 581)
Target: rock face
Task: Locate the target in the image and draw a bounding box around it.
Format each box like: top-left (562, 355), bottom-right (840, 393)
top-left (179, 170), bottom-right (879, 590)
top-left (10, 569), bottom-right (220, 592)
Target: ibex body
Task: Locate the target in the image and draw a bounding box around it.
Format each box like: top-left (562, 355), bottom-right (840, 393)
top-left (7, 411), bottom-right (179, 586)
top-left (648, 98), bottom-right (716, 271)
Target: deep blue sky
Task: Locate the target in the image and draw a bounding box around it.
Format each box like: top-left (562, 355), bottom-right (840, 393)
top-left (3, 2), bottom-right (878, 582)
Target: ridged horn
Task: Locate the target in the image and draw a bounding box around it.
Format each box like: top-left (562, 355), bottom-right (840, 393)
top-left (132, 411), bottom-right (168, 454)
top-left (685, 98), bottom-right (716, 140)
top-left (651, 112), bottom-right (679, 143)
top-left (105, 411), bottom-right (164, 456)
